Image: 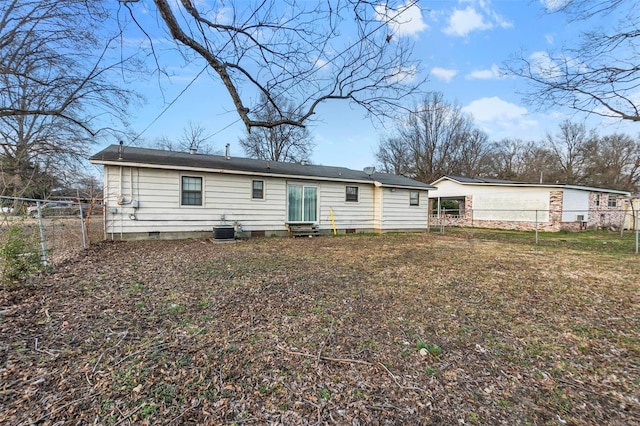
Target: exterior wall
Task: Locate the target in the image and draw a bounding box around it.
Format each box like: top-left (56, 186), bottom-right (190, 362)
top-left (317, 182), bottom-right (375, 231)
top-left (104, 166), bottom-right (290, 238)
top-left (588, 192), bottom-right (628, 230)
top-left (430, 178), bottom-right (631, 232)
top-left (624, 198), bottom-right (640, 230)
top-left (102, 165), bottom-right (427, 239)
top-left (379, 187), bottom-right (429, 231)
top-left (431, 180), bottom-right (553, 230)
top-left (561, 189), bottom-right (589, 222)
top-left (372, 187), bottom-right (383, 231)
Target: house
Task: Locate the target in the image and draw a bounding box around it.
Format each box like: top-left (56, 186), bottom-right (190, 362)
top-left (429, 175), bottom-right (632, 231)
top-left (624, 197), bottom-right (640, 230)
top-left (89, 145), bottom-right (434, 240)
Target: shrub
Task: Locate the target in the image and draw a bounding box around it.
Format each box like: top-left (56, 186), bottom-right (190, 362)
top-left (0, 225), bottom-right (42, 286)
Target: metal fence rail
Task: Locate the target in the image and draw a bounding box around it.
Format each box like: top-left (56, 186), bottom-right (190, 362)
top-left (428, 207), bottom-right (639, 254)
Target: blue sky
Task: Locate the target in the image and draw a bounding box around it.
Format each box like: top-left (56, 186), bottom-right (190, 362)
top-left (110, 0), bottom-right (637, 171)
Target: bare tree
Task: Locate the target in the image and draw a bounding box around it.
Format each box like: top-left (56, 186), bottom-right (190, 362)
top-left (123, 0), bottom-right (424, 131)
top-left (486, 139), bottom-right (556, 183)
top-left (376, 136), bottom-right (413, 176)
top-left (505, 0), bottom-right (640, 122)
top-left (545, 120), bottom-right (593, 184)
top-left (583, 133), bottom-right (640, 191)
top-left (0, 0), bottom-right (141, 199)
top-left (154, 122), bottom-right (216, 154)
top-left (376, 92), bottom-right (488, 183)
top-left (239, 94), bottom-right (314, 162)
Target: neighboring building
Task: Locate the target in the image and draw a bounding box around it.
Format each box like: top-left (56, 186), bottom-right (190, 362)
top-left (89, 145), bottom-right (434, 240)
top-left (429, 176), bottom-right (631, 231)
top-left (624, 197), bottom-right (640, 230)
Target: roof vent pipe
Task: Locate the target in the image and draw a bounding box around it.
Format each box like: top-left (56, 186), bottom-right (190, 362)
top-left (225, 143), bottom-right (230, 160)
top-left (118, 140), bottom-right (124, 160)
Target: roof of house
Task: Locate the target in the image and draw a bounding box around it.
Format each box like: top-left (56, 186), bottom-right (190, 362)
top-left (90, 145), bottom-right (434, 190)
top-left (431, 175), bottom-right (631, 195)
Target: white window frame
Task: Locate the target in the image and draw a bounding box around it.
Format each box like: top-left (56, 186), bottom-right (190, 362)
top-left (409, 190), bottom-right (420, 206)
top-left (287, 183), bottom-right (318, 223)
top-left (180, 175), bottom-right (204, 207)
top-left (252, 179), bottom-right (265, 200)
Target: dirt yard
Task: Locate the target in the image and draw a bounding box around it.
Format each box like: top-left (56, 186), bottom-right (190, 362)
top-left (1, 234), bottom-right (639, 425)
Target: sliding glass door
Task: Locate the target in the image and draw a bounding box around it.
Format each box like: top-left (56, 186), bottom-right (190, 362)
top-left (287, 185), bottom-right (317, 222)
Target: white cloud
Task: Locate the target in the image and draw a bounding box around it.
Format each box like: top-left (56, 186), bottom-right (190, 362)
top-left (529, 51), bottom-right (562, 79)
top-left (539, 0), bottom-right (570, 12)
top-left (431, 67), bottom-right (458, 82)
top-left (545, 33), bottom-right (554, 44)
top-left (466, 64), bottom-right (503, 80)
top-left (443, 2), bottom-right (512, 37)
top-left (462, 97), bottom-right (538, 139)
top-left (375, 1), bottom-right (428, 38)
top-left (387, 64), bottom-right (419, 84)
top-left (444, 6), bottom-right (491, 37)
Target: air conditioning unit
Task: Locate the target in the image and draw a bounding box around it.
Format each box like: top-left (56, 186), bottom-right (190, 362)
top-left (576, 214), bottom-right (584, 222)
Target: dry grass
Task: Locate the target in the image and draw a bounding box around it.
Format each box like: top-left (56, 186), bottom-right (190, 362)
top-left (1, 233), bottom-right (638, 425)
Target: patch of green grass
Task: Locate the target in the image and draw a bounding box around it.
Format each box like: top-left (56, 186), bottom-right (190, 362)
top-left (152, 383), bottom-right (175, 403)
top-left (318, 387), bottom-right (330, 400)
top-left (197, 300), bottom-right (211, 308)
top-left (139, 403), bottom-right (157, 419)
top-left (417, 341), bottom-right (442, 356)
top-left (425, 366), bottom-right (439, 376)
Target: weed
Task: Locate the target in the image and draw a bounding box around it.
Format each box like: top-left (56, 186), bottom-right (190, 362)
top-left (0, 225), bottom-right (42, 286)
top-left (318, 387), bottom-right (330, 400)
top-left (417, 341), bottom-right (442, 356)
top-left (496, 399), bottom-right (511, 408)
top-left (425, 366), bottom-right (439, 376)
top-left (152, 383), bottom-right (175, 403)
top-left (198, 300), bottom-right (211, 308)
top-left (139, 404), bottom-right (157, 419)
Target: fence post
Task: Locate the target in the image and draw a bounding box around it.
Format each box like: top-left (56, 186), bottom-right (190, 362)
top-left (635, 213), bottom-right (640, 254)
top-left (78, 201), bottom-right (87, 249)
top-left (535, 210), bottom-right (539, 245)
top-left (35, 201), bottom-right (49, 266)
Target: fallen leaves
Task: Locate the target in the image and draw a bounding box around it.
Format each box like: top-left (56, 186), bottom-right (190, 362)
top-left (1, 234), bottom-right (639, 424)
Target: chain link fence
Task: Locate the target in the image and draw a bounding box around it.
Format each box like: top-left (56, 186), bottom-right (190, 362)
top-left (1, 196), bottom-right (104, 280)
top-left (428, 207), bottom-right (640, 254)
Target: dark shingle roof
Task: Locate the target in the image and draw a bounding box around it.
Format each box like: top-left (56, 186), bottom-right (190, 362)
top-left (90, 145), bottom-right (433, 190)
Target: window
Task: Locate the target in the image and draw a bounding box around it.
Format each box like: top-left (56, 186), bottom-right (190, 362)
top-left (345, 186), bottom-right (358, 202)
top-left (252, 180), bottom-right (264, 199)
top-left (287, 185), bottom-right (317, 222)
top-left (181, 176), bottom-right (202, 206)
top-left (595, 194), bottom-right (600, 206)
top-left (410, 191), bottom-right (419, 206)
top-left (608, 194), bottom-right (617, 207)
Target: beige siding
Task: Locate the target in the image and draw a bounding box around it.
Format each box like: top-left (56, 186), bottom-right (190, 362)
top-left (104, 166), bottom-right (289, 235)
top-left (380, 188), bottom-right (429, 230)
top-left (102, 165), bottom-right (429, 238)
top-left (373, 187), bottom-right (383, 230)
top-left (318, 182), bottom-right (375, 230)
